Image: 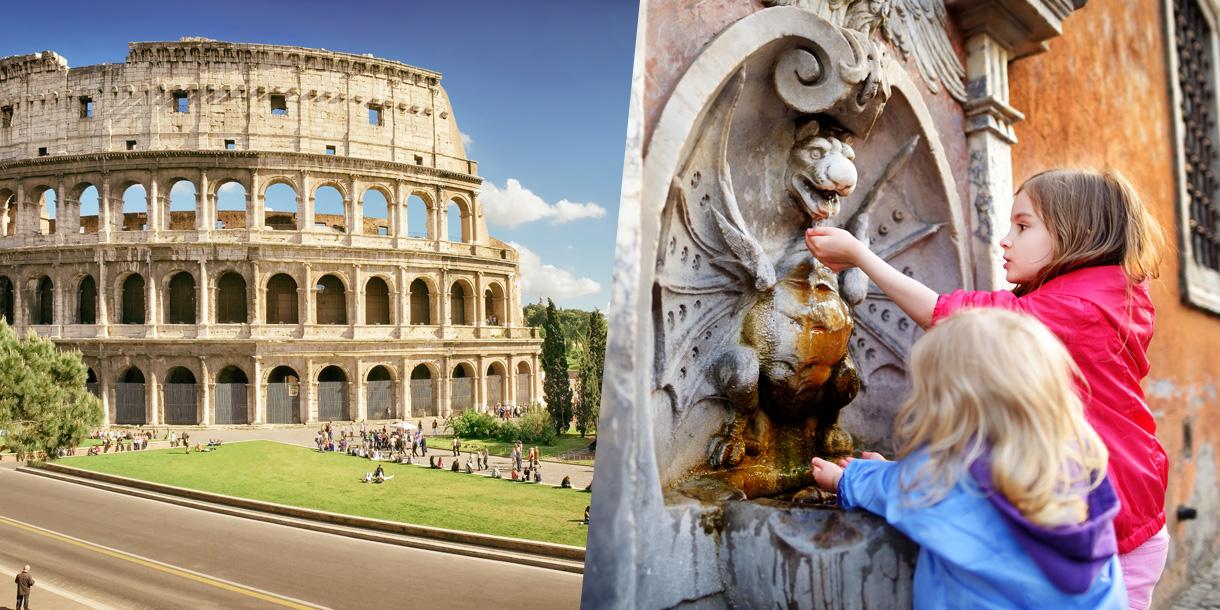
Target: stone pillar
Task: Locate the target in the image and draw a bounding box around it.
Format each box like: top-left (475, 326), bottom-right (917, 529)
top-left (354, 361), bottom-right (368, 421)
top-left (197, 171), bottom-right (210, 231)
top-left (147, 176), bottom-right (161, 235)
top-left (439, 268), bottom-right (449, 330)
top-left (395, 266), bottom-right (407, 336)
top-left (304, 359), bottom-right (317, 424)
top-left (475, 270), bottom-right (485, 328)
top-left (147, 369), bottom-right (161, 426)
top-left (97, 256), bottom-right (109, 338)
top-left (440, 357), bottom-right (451, 417)
top-left (303, 263), bottom-right (315, 327)
top-left (250, 173), bottom-right (264, 231)
top-left (393, 180), bottom-right (406, 242)
top-left (145, 261), bottom-right (158, 336)
top-left (99, 179), bottom-right (112, 240)
top-left (51, 266), bottom-right (63, 335)
top-left (301, 173), bottom-right (314, 232)
top-left (504, 274), bottom-right (514, 327)
top-left (252, 356), bottom-right (265, 424)
top-left (199, 358), bottom-right (211, 426)
top-left (476, 355), bottom-right (486, 412)
top-left (350, 265), bottom-right (361, 331)
top-left (14, 184), bottom-right (28, 236)
top-left (251, 263), bottom-right (264, 326)
top-left (197, 259), bottom-right (210, 336)
top-left (99, 376), bottom-right (112, 427)
top-left (399, 357), bottom-right (411, 418)
top-left (349, 177), bottom-right (361, 235)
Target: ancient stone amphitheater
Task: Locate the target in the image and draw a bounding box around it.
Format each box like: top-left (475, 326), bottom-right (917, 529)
top-left (0, 39), bottom-right (542, 427)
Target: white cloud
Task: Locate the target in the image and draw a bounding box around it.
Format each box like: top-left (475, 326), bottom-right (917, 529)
top-left (460, 131), bottom-right (473, 150)
top-left (510, 241), bottom-right (601, 302)
top-left (217, 182), bottom-right (242, 195)
top-left (481, 179), bottom-right (606, 228)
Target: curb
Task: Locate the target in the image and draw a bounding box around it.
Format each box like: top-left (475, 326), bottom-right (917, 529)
top-left (20, 462), bottom-right (585, 574)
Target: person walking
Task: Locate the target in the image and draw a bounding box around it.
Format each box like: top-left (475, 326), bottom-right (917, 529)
top-left (14, 565), bottom-right (33, 610)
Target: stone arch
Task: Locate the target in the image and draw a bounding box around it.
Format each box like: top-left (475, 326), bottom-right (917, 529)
top-left (365, 364), bottom-right (396, 419)
top-left (409, 277), bottom-right (435, 325)
top-left (166, 178), bottom-right (198, 230)
top-left (485, 360), bottom-right (508, 408)
top-left (313, 184), bottom-right (347, 233)
top-left (362, 186), bottom-right (391, 236)
top-left (408, 362), bottom-right (439, 417)
top-left (265, 273), bottom-right (299, 324)
top-left (214, 364), bottom-right (250, 425)
top-left (449, 361), bottom-right (476, 413)
top-left (216, 271), bottom-right (248, 323)
top-left (165, 270), bottom-right (197, 324)
top-left (28, 184), bottom-right (57, 236)
top-left (316, 364), bottom-right (350, 421)
top-left (364, 276), bottom-right (391, 325)
top-left (70, 182), bottom-right (101, 235)
top-left (163, 365), bottom-right (199, 425)
top-left (214, 179), bottom-right (249, 230)
top-left (266, 365), bottom-right (302, 424)
top-left (315, 274), bottom-right (347, 324)
top-left (115, 366), bottom-right (147, 425)
top-left (77, 274), bottom-right (97, 324)
top-left (448, 278), bottom-right (475, 325)
top-left (31, 275), bottom-right (53, 325)
top-left (263, 181), bottom-right (299, 231)
top-left (0, 188), bottom-right (16, 236)
top-left (120, 182), bottom-right (149, 232)
top-left (0, 275), bottom-right (13, 324)
top-left (515, 360), bottom-right (533, 405)
top-left (483, 281), bottom-right (506, 326)
top-left (446, 195), bottom-right (472, 243)
top-left (405, 192), bottom-right (432, 239)
top-left (118, 273), bottom-right (146, 324)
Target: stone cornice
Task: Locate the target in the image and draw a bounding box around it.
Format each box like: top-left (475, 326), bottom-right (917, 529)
top-left (949, 0), bottom-right (1085, 58)
top-left (126, 41), bottom-right (441, 87)
top-left (0, 51), bottom-right (69, 81)
top-left (0, 150), bottom-right (482, 186)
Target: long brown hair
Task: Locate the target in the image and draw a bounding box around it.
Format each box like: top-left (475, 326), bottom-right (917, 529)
top-left (1014, 168), bottom-right (1166, 296)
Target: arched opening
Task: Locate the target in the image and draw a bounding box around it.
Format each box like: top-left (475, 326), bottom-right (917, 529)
top-left (449, 281), bottom-right (472, 325)
top-left (266, 274), bottom-right (299, 324)
top-left (317, 365), bottom-right (349, 421)
top-left (168, 179), bottom-right (197, 230)
top-left (447, 199), bottom-right (468, 242)
top-left (409, 364), bottom-right (437, 417)
top-left (164, 367), bottom-right (198, 425)
top-left (366, 366), bottom-right (395, 419)
top-left (77, 275), bottom-right (97, 324)
top-left (86, 368), bottom-right (100, 397)
top-left (215, 181), bottom-right (247, 230)
top-left (166, 272), bottom-right (197, 324)
top-left (266, 366), bottom-right (301, 424)
top-left (313, 185), bottom-right (346, 233)
top-left (406, 195), bottom-right (429, 239)
top-left (122, 184), bottom-right (148, 231)
top-left (37, 187), bottom-right (57, 235)
top-left (362, 188), bottom-right (390, 236)
top-left (0, 190), bottom-right (15, 236)
top-left (410, 279), bottom-right (431, 325)
top-left (315, 275), bottom-right (347, 325)
top-left (450, 363), bottom-right (475, 414)
top-left (77, 185), bottom-right (99, 234)
top-left (217, 272), bottom-right (248, 323)
top-left (264, 182), bottom-right (298, 230)
top-left (116, 367), bottom-right (147, 425)
top-left (516, 361), bottom-right (532, 406)
top-left (486, 362), bottom-right (506, 408)
top-left (0, 276), bottom-right (13, 325)
top-left (215, 365), bottom-right (249, 424)
top-left (484, 284), bottom-right (506, 326)
top-left (121, 274), bottom-right (146, 324)
top-left (32, 276), bottom-right (53, 325)
top-left (365, 277), bottom-right (390, 325)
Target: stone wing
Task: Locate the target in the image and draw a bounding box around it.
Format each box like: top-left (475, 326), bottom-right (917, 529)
top-left (887, 0), bottom-right (967, 102)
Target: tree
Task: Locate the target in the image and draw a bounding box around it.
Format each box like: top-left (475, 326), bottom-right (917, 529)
top-left (575, 309), bottom-right (606, 437)
top-left (540, 299), bottom-right (573, 434)
top-left (0, 321), bottom-right (102, 459)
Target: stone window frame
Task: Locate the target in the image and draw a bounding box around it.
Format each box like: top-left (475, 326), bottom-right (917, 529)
top-left (173, 90), bottom-right (189, 114)
top-left (1166, 0), bottom-right (1220, 315)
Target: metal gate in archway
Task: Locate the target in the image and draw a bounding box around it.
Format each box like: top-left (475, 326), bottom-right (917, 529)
top-left (266, 383), bottom-right (300, 424)
top-left (486, 375), bottom-right (503, 407)
top-left (318, 382), bottom-right (348, 421)
top-left (116, 383), bottom-right (146, 424)
top-left (164, 384), bottom-right (198, 425)
top-left (366, 381), bottom-right (394, 419)
top-left (516, 374), bottom-right (531, 406)
top-left (410, 379), bottom-right (436, 417)
top-left (450, 378), bottom-right (474, 413)
top-left (214, 383), bottom-right (248, 424)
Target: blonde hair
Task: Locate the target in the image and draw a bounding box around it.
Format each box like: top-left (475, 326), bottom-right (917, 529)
top-left (894, 309), bottom-right (1109, 527)
top-left (1015, 168), bottom-right (1166, 296)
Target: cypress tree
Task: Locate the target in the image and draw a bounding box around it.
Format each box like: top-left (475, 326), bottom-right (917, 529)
top-left (541, 299), bottom-right (573, 434)
top-left (575, 309), bottom-right (606, 437)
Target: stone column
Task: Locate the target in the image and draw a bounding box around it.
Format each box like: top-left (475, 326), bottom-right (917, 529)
top-left (51, 266), bottom-right (63, 335)
top-left (393, 180), bottom-right (406, 243)
top-left (199, 358), bottom-right (211, 426)
top-left (350, 265), bottom-right (361, 331)
top-left (97, 256), bottom-right (109, 338)
top-left (303, 263), bottom-right (315, 328)
top-left (476, 355), bottom-right (486, 412)
top-left (301, 173), bottom-right (314, 232)
top-left (475, 270), bottom-right (485, 328)
top-left (252, 356), bottom-right (265, 424)
top-left (99, 179), bottom-right (113, 240)
top-left (145, 261), bottom-right (158, 337)
top-left (399, 357), bottom-right (411, 418)
top-left (349, 177), bottom-right (361, 235)
top-left (197, 171), bottom-right (210, 231)
top-left (439, 269), bottom-right (449, 330)
top-left (99, 375), bottom-right (112, 427)
top-left (395, 266), bottom-right (407, 336)
top-left (147, 175), bottom-right (161, 235)
top-left (197, 259), bottom-right (210, 336)
top-left (250, 173), bottom-right (264, 231)
top-left (146, 369), bottom-right (161, 426)
top-left (354, 361), bottom-right (368, 421)
top-left (304, 360), bottom-right (318, 424)
top-left (440, 357), bottom-right (451, 417)
top-left (504, 274), bottom-right (514, 327)
top-left (251, 263), bottom-right (264, 326)
top-left (14, 184), bottom-right (28, 236)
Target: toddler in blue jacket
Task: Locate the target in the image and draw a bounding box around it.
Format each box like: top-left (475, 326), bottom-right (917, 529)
top-left (811, 309), bottom-right (1127, 609)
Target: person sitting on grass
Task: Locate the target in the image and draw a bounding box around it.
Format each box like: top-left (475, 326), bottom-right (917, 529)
top-left (511, 468), bottom-right (520, 481)
top-left (451, 459), bottom-right (460, 473)
top-left (87, 445), bottom-right (100, 456)
top-left (465, 456), bottom-right (474, 474)
top-left (561, 475), bottom-right (572, 489)
top-left (583, 506), bottom-right (591, 525)
top-left (534, 468), bottom-right (542, 483)
top-left (491, 466), bottom-right (502, 479)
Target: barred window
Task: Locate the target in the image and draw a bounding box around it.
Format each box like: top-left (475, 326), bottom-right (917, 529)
top-left (1175, 0), bottom-right (1219, 271)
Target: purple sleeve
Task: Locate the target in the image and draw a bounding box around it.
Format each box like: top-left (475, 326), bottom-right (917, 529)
top-left (932, 289), bottom-right (1022, 325)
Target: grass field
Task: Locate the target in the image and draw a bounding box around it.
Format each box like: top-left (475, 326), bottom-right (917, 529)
top-left (428, 433), bottom-right (595, 466)
top-left (64, 440), bottom-right (590, 546)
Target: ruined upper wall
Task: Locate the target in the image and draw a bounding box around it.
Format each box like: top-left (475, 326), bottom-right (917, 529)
top-left (0, 40), bottom-right (472, 174)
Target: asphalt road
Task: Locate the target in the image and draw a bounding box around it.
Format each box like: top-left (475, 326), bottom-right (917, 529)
top-left (0, 466), bottom-right (582, 609)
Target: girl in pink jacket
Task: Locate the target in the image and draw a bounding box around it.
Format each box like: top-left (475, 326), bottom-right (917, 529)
top-left (806, 168), bottom-right (1169, 609)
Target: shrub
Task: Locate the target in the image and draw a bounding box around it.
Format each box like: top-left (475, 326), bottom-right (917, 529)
top-left (447, 410), bottom-right (501, 439)
top-left (496, 408), bottom-right (556, 445)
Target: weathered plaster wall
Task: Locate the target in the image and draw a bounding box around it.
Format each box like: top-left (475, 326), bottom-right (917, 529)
top-left (1008, 0), bottom-right (1220, 604)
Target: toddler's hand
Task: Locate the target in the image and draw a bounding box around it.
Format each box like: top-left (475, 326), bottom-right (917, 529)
top-left (836, 451), bottom-right (887, 468)
top-left (805, 226), bottom-right (865, 273)
top-left (811, 457), bottom-right (843, 492)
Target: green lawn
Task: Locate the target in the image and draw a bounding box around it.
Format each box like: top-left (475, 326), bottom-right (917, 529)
top-left (64, 440), bottom-right (590, 547)
top-left (429, 433), bottom-right (595, 466)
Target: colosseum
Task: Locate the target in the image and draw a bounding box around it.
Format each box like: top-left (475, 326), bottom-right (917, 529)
top-left (0, 39), bottom-right (543, 427)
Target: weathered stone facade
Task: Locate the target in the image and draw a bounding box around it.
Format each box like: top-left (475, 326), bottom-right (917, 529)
top-left (0, 40), bottom-right (542, 426)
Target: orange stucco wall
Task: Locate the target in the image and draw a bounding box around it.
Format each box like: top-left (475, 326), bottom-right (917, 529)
top-left (1010, 0), bottom-right (1220, 604)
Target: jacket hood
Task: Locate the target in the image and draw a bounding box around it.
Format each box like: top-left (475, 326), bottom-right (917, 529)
top-left (969, 458), bottom-right (1120, 594)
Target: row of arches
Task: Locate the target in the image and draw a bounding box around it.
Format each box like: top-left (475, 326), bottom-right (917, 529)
top-left (0, 271), bottom-right (508, 327)
top-left (0, 178), bottom-right (474, 242)
top-left (96, 360), bottom-right (534, 425)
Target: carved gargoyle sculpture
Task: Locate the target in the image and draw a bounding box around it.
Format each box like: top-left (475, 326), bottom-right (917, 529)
top-left (655, 63), bottom-right (883, 501)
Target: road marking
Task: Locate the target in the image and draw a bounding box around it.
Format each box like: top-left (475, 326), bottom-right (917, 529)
top-left (0, 560), bottom-right (115, 609)
top-left (0, 514), bottom-right (327, 609)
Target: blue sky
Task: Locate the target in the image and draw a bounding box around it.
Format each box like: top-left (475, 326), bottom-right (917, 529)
top-left (1, 0), bottom-right (637, 310)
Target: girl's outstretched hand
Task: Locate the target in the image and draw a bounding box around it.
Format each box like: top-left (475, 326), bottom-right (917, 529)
top-left (835, 451), bottom-right (888, 468)
top-left (811, 457), bottom-right (843, 492)
top-left (805, 226), bottom-right (866, 272)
